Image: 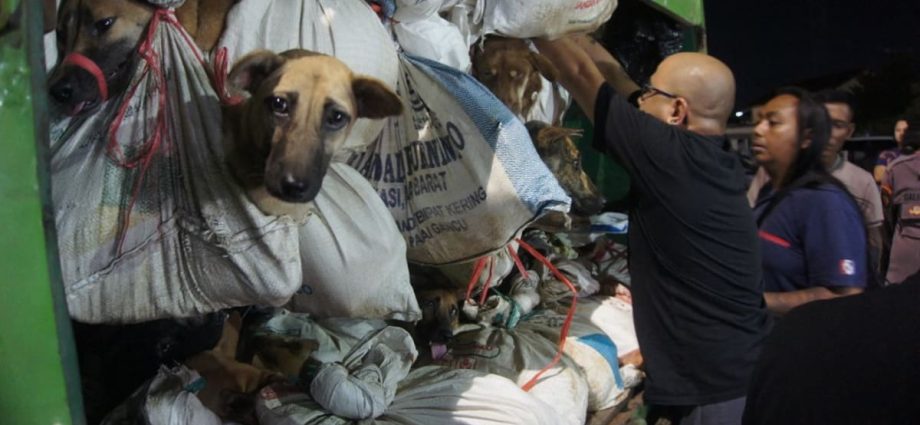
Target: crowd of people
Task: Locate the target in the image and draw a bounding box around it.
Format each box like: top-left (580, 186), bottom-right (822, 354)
top-left (534, 35), bottom-right (920, 425)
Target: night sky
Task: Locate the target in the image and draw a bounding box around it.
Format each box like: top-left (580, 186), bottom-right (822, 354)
top-left (705, 0), bottom-right (920, 108)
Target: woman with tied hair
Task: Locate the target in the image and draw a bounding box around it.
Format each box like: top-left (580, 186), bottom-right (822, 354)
top-left (881, 119), bottom-right (920, 284)
top-left (749, 87), bottom-right (869, 316)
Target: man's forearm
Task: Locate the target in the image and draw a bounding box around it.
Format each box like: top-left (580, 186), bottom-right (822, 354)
top-left (532, 37), bottom-right (605, 124)
top-left (570, 34), bottom-right (639, 98)
top-left (765, 286), bottom-right (863, 316)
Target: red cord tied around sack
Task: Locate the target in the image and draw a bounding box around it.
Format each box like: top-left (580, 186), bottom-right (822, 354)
top-left (104, 8), bottom-right (200, 255)
top-left (212, 47), bottom-right (243, 106)
top-left (463, 240), bottom-right (579, 392)
top-left (62, 52), bottom-right (109, 101)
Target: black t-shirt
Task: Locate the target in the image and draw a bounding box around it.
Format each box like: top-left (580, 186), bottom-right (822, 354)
top-left (743, 275), bottom-right (920, 424)
top-left (594, 83), bottom-right (770, 405)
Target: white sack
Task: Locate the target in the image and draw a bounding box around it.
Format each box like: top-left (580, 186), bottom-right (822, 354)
top-left (439, 0), bottom-right (485, 48)
top-left (101, 366), bottom-right (222, 425)
top-left (435, 324), bottom-right (589, 425)
top-left (51, 12), bottom-right (301, 323)
top-left (309, 327), bottom-right (417, 419)
top-left (346, 55), bottom-right (569, 265)
top-left (392, 0), bottom-right (443, 23)
top-left (216, 0), bottom-right (398, 153)
top-left (286, 163), bottom-right (421, 322)
top-left (525, 304), bottom-right (633, 411)
top-left (483, 0), bottom-right (618, 39)
top-left (380, 366), bottom-right (562, 425)
top-left (392, 14), bottom-right (471, 72)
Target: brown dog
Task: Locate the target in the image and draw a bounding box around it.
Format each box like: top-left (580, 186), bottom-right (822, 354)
top-left (222, 49), bottom-right (403, 215)
top-left (48, 0), bottom-right (235, 115)
top-left (409, 265), bottom-right (462, 360)
top-left (471, 36), bottom-right (558, 120)
top-left (526, 121), bottom-right (606, 216)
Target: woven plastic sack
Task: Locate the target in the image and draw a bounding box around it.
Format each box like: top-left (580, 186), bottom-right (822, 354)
top-left (483, 0), bottom-right (618, 39)
top-left (100, 366), bottom-right (221, 425)
top-left (392, 14), bottom-right (471, 72)
top-left (285, 163), bottom-right (420, 322)
top-left (50, 11), bottom-right (301, 323)
top-left (216, 0), bottom-right (398, 154)
top-left (346, 55), bottom-right (570, 265)
top-left (434, 323), bottom-right (589, 425)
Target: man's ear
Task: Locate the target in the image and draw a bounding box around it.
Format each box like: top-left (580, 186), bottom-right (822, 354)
top-left (672, 98), bottom-right (690, 126)
top-left (530, 52), bottom-right (558, 82)
top-left (228, 50), bottom-right (285, 94)
top-left (352, 76), bottom-right (403, 119)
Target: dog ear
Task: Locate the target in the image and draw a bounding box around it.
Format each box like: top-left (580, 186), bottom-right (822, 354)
top-left (530, 52), bottom-right (559, 82)
top-left (228, 50), bottom-right (285, 94)
top-left (352, 77), bottom-right (403, 119)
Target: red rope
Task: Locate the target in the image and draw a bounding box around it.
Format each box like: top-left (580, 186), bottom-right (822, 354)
top-left (478, 257), bottom-right (495, 305)
top-left (515, 238), bottom-right (578, 392)
top-left (212, 47), bottom-right (243, 106)
top-left (464, 257), bottom-right (489, 303)
top-left (507, 245), bottom-right (528, 278)
top-left (104, 9), bottom-right (196, 255)
top-left (62, 52), bottom-right (109, 101)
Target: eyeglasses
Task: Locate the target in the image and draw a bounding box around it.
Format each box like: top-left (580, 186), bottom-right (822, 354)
top-left (639, 83), bottom-right (679, 101)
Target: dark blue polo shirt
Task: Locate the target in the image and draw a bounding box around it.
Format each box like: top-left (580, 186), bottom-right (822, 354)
top-left (753, 184), bottom-right (867, 292)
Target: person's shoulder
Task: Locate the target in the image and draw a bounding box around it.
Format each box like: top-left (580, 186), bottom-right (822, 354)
top-left (889, 153), bottom-right (920, 169)
top-left (792, 183), bottom-right (854, 207)
top-left (840, 161), bottom-right (877, 185)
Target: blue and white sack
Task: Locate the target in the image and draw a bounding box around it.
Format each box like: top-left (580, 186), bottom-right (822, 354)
top-left (347, 55), bottom-right (569, 265)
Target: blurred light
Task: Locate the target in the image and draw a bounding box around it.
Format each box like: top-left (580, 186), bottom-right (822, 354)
top-left (735, 111), bottom-right (744, 117)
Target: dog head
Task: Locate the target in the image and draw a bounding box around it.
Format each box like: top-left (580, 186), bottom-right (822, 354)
top-left (472, 36), bottom-right (558, 119)
top-left (526, 121), bottom-right (606, 215)
top-left (225, 49), bottom-right (402, 209)
top-left (409, 265), bottom-right (461, 360)
top-left (49, 0), bottom-right (156, 116)
top-left (415, 287), bottom-right (460, 360)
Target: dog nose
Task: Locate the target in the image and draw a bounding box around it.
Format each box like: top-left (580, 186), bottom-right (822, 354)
top-left (280, 173), bottom-right (308, 198)
top-left (437, 329), bottom-right (454, 342)
top-left (51, 82), bottom-right (74, 103)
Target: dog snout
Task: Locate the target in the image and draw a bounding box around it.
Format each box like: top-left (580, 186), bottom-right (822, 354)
top-left (279, 173), bottom-right (311, 200)
top-left (50, 81), bottom-right (74, 103)
top-left (434, 329), bottom-right (454, 343)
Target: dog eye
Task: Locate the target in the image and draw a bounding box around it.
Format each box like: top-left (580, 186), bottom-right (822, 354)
top-left (93, 17), bottom-right (116, 35)
top-left (323, 109), bottom-right (349, 131)
top-left (572, 158), bottom-right (581, 168)
top-left (450, 306), bottom-right (458, 317)
top-left (265, 96), bottom-right (289, 116)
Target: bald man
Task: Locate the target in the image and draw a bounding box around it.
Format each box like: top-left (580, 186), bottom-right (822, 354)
top-left (534, 38), bottom-right (768, 425)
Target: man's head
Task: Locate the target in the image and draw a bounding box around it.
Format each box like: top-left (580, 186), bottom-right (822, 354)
top-left (814, 89), bottom-right (856, 167)
top-left (894, 119), bottom-right (909, 148)
top-left (638, 52), bottom-right (736, 135)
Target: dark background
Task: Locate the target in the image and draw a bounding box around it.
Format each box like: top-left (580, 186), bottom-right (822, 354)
top-left (603, 0), bottom-right (920, 134)
top-left (706, 0), bottom-right (920, 131)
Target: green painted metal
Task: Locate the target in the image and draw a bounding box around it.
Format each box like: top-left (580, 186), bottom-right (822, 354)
top-left (644, 0), bottom-right (705, 27)
top-left (0, 0), bottom-right (85, 424)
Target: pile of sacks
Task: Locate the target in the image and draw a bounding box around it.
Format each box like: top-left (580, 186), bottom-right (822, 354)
top-left (46, 0), bottom-right (637, 423)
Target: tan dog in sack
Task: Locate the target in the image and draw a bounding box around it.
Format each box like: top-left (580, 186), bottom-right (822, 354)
top-left (48, 0), bottom-right (236, 116)
top-left (472, 36), bottom-right (559, 121)
top-left (526, 121), bottom-right (606, 216)
top-left (223, 49), bottom-right (403, 215)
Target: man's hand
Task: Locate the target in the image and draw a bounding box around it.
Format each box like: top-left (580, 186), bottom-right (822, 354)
top-left (532, 36), bottom-right (606, 124)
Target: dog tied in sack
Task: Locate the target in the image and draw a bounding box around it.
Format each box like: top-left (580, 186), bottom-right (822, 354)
top-left (223, 49), bottom-right (403, 217)
top-left (472, 36), bottom-right (558, 120)
top-left (526, 121), bottom-right (606, 216)
top-left (409, 265), bottom-right (463, 361)
top-left (48, 0), bottom-right (235, 116)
